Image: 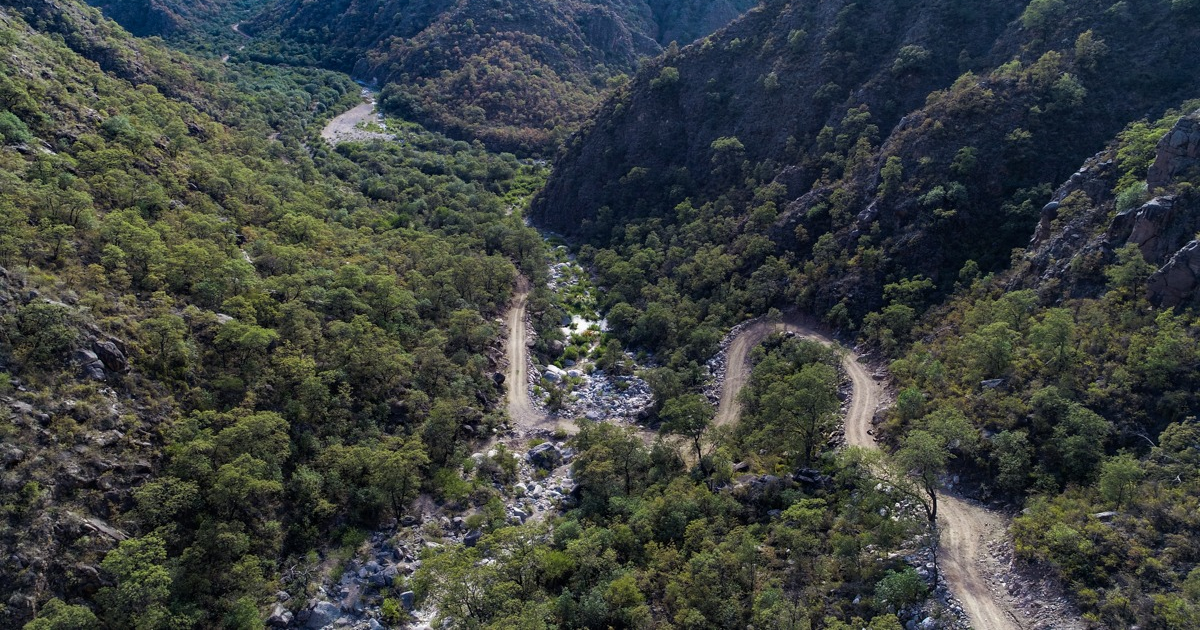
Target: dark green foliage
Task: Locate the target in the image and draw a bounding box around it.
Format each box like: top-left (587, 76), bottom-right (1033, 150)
top-left (0, 110), bottom-right (32, 144)
top-left (0, 1), bottom-right (550, 625)
top-left (535, 0), bottom-right (1200, 361)
top-left (414, 416), bottom-right (924, 629)
top-left (7, 302), bottom-right (78, 369)
top-left (875, 568), bottom-right (928, 608)
top-left (248, 0), bottom-right (755, 153)
top-left (22, 599), bottom-right (99, 630)
top-left (737, 338), bottom-right (842, 468)
top-left (659, 392), bottom-right (714, 464)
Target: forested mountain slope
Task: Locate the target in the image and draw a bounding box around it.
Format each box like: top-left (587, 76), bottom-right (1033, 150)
top-left (83, 0), bottom-right (251, 37)
top-left (534, 0), bottom-right (1200, 332)
top-left (245, 0), bottom-right (756, 153)
top-left (0, 0), bottom-right (549, 626)
top-left (527, 0), bottom-right (1200, 626)
top-left (886, 104), bottom-right (1200, 628)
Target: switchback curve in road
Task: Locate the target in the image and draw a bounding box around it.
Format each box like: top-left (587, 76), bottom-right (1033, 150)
top-left (502, 292), bottom-right (1023, 630)
top-left (715, 314), bottom-right (1019, 630)
top-left (713, 315), bottom-right (880, 436)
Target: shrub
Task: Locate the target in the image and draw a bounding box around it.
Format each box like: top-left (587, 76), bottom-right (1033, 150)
top-left (0, 110), bottom-right (31, 144)
top-left (381, 598), bottom-right (405, 624)
top-left (650, 67), bottom-right (679, 90)
top-left (1115, 182), bottom-right (1148, 212)
top-left (875, 567), bottom-right (928, 607)
top-left (892, 45), bottom-right (931, 75)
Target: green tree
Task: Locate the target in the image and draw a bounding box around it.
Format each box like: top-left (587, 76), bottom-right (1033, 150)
top-left (896, 429), bottom-right (948, 523)
top-left (749, 363), bottom-right (840, 466)
top-left (1052, 405), bottom-right (1113, 484)
top-left (1098, 453), bottom-right (1143, 508)
top-left (9, 302), bottom-right (77, 369)
top-left (23, 599), bottom-right (98, 630)
top-left (992, 430), bottom-right (1032, 494)
top-left (97, 535), bottom-right (176, 630)
top-left (137, 314), bottom-right (194, 381)
top-left (1029, 307), bottom-right (1076, 373)
top-left (423, 398), bottom-right (469, 466)
top-left (1105, 243), bottom-right (1155, 292)
top-left (875, 567), bottom-right (928, 607)
top-left (1021, 0), bottom-right (1066, 31)
top-left (0, 110), bottom-right (31, 144)
top-left (962, 321), bottom-right (1018, 380)
top-left (659, 394), bottom-right (715, 465)
top-left (374, 436), bottom-right (430, 516)
top-left (896, 407), bottom-right (975, 522)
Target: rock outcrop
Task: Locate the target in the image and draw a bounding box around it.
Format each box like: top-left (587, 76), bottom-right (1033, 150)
top-left (1023, 108), bottom-right (1200, 306)
top-left (1148, 110), bottom-right (1200, 191)
top-left (1148, 240), bottom-right (1200, 308)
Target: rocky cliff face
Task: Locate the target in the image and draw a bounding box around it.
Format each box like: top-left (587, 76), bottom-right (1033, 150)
top-left (1148, 110), bottom-right (1200, 191)
top-left (1023, 109), bottom-right (1200, 307)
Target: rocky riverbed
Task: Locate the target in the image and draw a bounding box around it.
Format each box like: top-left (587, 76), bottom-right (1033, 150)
top-left (289, 441), bottom-right (579, 629)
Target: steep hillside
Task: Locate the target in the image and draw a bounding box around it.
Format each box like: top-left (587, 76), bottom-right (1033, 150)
top-left (0, 0), bottom-right (552, 626)
top-left (246, 0), bottom-right (756, 153)
top-left (533, 0), bottom-right (1200, 347)
top-left (83, 0), bottom-right (238, 37)
top-left (524, 0), bottom-right (1200, 625)
top-left (884, 104), bottom-right (1200, 628)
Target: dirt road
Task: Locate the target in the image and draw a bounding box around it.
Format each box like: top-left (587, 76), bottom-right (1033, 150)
top-left (938, 496), bottom-right (1023, 630)
top-left (503, 293), bottom-right (1023, 629)
top-left (714, 315), bottom-right (880, 434)
top-left (222, 23), bottom-right (247, 63)
top-left (504, 282), bottom-right (576, 435)
top-left (716, 315), bottom-right (1019, 630)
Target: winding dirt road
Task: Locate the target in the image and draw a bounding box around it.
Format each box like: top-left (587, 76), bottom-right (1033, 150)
top-left (715, 315), bottom-right (1019, 630)
top-left (714, 315), bottom-right (880, 433)
top-left (221, 23), bottom-right (248, 63)
top-left (502, 290), bottom-right (1020, 629)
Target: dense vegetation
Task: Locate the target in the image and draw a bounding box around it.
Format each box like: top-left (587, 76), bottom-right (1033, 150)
top-left (536, 0), bottom-right (1200, 345)
top-left (84, 0), bottom-right (256, 42)
top-left (885, 106), bottom-right (1200, 628)
top-left (531, 0), bottom-right (1200, 628)
top-left (411, 338), bottom-right (932, 629)
top-left (0, 0), bottom-right (555, 626)
top-left (5, 0), bottom-right (1200, 627)
top-left (244, 0), bottom-right (756, 153)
